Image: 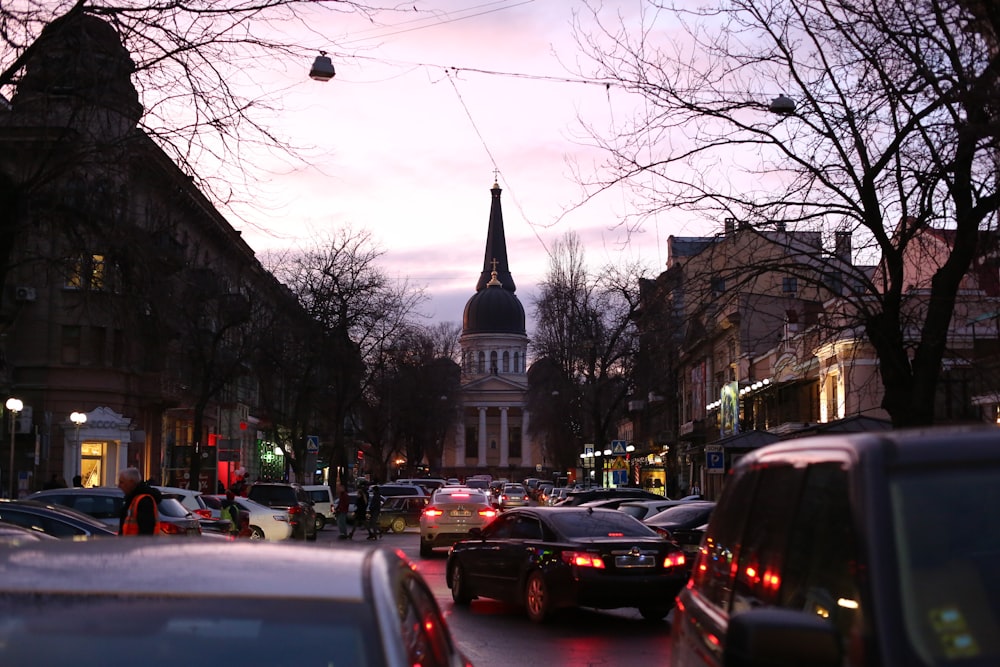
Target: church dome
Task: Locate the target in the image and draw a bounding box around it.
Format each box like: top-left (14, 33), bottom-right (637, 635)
top-left (463, 279), bottom-right (526, 334)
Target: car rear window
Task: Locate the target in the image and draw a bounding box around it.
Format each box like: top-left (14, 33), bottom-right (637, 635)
top-left (157, 498), bottom-right (192, 518)
top-left (548, 510), bottom-right (657, 538)
top-left (249, 486), bottom-right (296, 506)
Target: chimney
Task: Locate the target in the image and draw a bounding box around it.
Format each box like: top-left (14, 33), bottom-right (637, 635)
top-left (835, 231), bottom-right (852, 263)
top-left (724, 218), bottom-right (736, 236)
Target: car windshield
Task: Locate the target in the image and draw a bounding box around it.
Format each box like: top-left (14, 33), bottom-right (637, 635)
top-left (891, 466), bottom-right (1000, 665)
top-left (0, 594), bottom-right (378, 666)
top-left (548, 510), bottom-right (658, 539)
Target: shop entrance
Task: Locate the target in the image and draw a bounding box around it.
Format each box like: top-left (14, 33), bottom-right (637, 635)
top-left (80, 442), bottom-right (106, 487)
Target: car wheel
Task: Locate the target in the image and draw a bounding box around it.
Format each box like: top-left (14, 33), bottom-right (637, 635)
top-left (525, 571), bottom-right (552, 623)
top-left (249, 526), bottom-right (265, 541)
top-left (450, 563), bottom-right (473, 605)
top-left (390, 517), bottom-right (406, 534)
top-left (639, 606), bottom-right (671, 621)
top-left (314, 515), bottom-right (325, 531)
top-left (306, 525), bottom-right (318, 541)
top-left (420, 540), bottom-right (433, 558)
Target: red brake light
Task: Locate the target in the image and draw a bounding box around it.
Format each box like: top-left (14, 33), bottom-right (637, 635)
top-left (286, 506), bottom-right (301, 515)
top-left (424, 507), bottom-right (444, 518)
top-left (159, 522), bottom-right (182, 535)
top-left (451, 493), bottom-right (470, 499)
top-left (663, 552), bottom-right (686, 569)
top-left (194, 509), bottom-right (212, 519)
top-left (562, 551), bottom-right (605, 568)
top-left (478, 508), bottom-right (497, 519)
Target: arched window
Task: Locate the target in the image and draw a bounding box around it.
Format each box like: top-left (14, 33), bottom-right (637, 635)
top-left (490, 351), bottom-right (498, 374)
top-left (513, 352), bottom-right (520, 373)
top-left (502, 351), bottom-right (510, 373)
top-left (477, 351), bottom-right (486, 374)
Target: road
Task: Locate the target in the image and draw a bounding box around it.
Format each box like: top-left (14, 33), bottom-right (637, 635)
top-left (315, 524), bottom-right (674, 665)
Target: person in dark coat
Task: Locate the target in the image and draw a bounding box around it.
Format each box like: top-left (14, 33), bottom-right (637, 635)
top-left (351, 482), bottom-right (368, 539)
top-left (366, 484), bottom-right (382, 540)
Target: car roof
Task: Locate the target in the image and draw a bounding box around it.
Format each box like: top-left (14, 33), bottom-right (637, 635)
top-left (0, 539), bottom-right (379, 599)
top-left (153, 485), bottom-right (200, 495)
top-left (31, 486), bottom-right (123, 497)
top-left (1, 499), bottom-right (117, 529)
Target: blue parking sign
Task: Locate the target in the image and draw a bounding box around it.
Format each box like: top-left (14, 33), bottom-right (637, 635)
top-left (705, 446), bottom-right (724, 474)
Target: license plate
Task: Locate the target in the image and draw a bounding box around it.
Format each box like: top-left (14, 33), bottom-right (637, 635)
top-left (450, 510), bottom-right (471, 517)
top-left (615, 555), bottom-right (655, 568)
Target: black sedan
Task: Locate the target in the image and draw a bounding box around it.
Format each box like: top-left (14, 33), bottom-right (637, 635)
top-left (0, 499), bottom-right (118, 538)
top-left (643, 501), bottom-right (716, 568)
top-left (446, 506), bottom-right (688, 622)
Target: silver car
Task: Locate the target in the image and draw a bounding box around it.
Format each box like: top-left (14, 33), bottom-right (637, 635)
top-left (420, 488), bottom-right (498, 558)
top-left (499, 483), bottom-right (529, 510)
top-left (0, 540), bottom-right (471, 667)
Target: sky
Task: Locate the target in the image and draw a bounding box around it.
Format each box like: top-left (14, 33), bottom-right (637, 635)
top-left (222, 0), bottom-right (691, 328)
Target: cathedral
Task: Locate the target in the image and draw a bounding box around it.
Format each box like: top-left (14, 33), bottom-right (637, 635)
top-left (442, 181), bottom-right (541, 481)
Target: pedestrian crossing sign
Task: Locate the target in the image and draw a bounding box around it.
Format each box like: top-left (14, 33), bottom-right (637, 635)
top-left (611, 440), bottom-right (627, 455)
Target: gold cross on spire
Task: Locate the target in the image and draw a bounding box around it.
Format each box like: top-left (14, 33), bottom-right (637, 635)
top-left (490, 257), bottom-right (499, 272)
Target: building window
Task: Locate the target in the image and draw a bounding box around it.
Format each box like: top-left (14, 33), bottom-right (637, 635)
top-left (465, 428), bottom-right (477, 459)
top-left (62, 325), bottom-right (81, 364)
top-left (490, 351), bottom-right (498, 374)
top-left (65, 254), bottom-right (108, 290)
top-left (477, 351), bottom-right (485, 374)
top-left (503, 351), bottom-right (510, 373)
top-left (513, 352), bottom-right (520, 373)
top-left (782, 276), bottom-right (798, 293)
top-left (509, 427), bottom-right (522, 458)
top-left (89, 326), bottom-right (106, 366)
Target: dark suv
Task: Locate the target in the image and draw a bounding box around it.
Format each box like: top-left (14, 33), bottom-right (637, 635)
top-left (671, 426), bottom-right (1000, 667)
top-left (247, 483), bottom-right (317, 541)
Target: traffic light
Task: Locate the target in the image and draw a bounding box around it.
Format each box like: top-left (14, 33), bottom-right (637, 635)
top-left (357, 449), bottom-right (364, 461)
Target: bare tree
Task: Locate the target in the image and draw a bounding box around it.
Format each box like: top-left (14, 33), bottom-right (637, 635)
top-left (573, 0), bottom-right (1000, 427)
top-left (529, 232), bottom-right (645, 470)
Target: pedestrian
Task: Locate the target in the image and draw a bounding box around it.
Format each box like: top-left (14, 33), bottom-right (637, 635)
top-left (335, 484), bottom-right (351, 540)
top-left (72, 474), bottom-right (83, 487)
top-left (221, 490), bottom-right (241, 538)
top-left (117, 467), bottom-right (161, 536)
top-left (351, 481), bottom-right (368, 539)
top-left (367, 484), bottom-right (382, 540)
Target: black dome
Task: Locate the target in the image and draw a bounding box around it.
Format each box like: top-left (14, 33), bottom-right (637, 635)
top-left (463, 283), bottom-right (526, 334)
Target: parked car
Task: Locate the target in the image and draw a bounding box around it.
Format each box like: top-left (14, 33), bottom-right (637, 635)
top-left (499, 483), bottom-right (529, 510)
top-left (560, 487), bottom-right (663, 506)
top-left (247, 482), bottom-right (318, 541)
top-left (617, 498), bottom-right (698, 521)
top-left (0, 520), bottom-right (59, 545)
top-left (204, 494), bottom-right (293, 541)
top-left (154, 486), bottom-right (232, 535)
top-left (377, 495), bottom-right (430, 534)
top-left (535, 482), bottom-right (555, 504)
top-left (447, 506), bottom-right (687, 622)
top-left (377, 483), bottom-right (428, 498)
top-left (0, 499), bottom-right (118, 538)
top-left (671, 426), bottom-right (1000, 667)
top-left (420, 488), bottom-right (498, 558)
top-left (547, 487), bottom-right (571, 505)
top-left (0, 539), bottom-right (473, 667)
top-left (643, 501), bottom-right (716, 570)
top-left (393, 478), bottom-right (447, 495)
top-left (302, 484), bottom-right (334, 531)
top-left (28, 486), bottom-right (202, 536)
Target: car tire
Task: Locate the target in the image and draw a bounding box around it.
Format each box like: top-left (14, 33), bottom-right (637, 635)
top-left (525, 571), bottom-right (552, 623)
top-left (639, 606), bottom-right (671, 621)
top-left (306, 526), bottom-right (318, 541)
top-left (314, 515), bottom-right (325, 531)
top-left (390, 517), bottom-right (406, 534)
top-left (420, 540), bottom-right (433, 558)
top-left (249, 526), bottom-right (265, 540)
top-left (450, 563), bottom-right (473, 605)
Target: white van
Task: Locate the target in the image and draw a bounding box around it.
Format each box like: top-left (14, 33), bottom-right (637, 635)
top-left (302, 485), bottom-right (334, 531)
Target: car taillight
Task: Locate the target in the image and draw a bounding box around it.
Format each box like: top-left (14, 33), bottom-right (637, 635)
top-left (478, 508), bottom-right (497, 519)
top-left (663, 552), bottom-right (686, 569)
top-left (423, 507), bottom-right (444, 518)
top-left (287, 505), bottom-right (302, 515)
top-left (160, 522), bottom-right (182, 535)
top-left (652, 526), bottom-right (674, 540)
top-left (501, 494), bottom-right (508, 501)
top-left (194, 509), bottom-right (212, 519)
top-left (562, 551), bottom-right (605, 568)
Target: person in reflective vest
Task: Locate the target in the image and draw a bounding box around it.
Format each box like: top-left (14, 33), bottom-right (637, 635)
top-left (117, 467), bottom-right (162, 535)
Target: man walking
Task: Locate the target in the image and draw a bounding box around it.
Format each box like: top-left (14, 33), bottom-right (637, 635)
top-left (350, 481), bottom-right (368, 539)
top-left (117, 467), bottom-right (161, 536)
top-left (335, 484), bottom-right (351, 540)
top-left (367, 484), bottom-right (382, 540)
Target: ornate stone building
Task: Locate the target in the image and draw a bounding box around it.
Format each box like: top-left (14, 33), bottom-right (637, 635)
top-left (444, 182), bottom-right (540, 480)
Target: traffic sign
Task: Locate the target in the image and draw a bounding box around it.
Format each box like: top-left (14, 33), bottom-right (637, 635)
top-left (705, 445), bottom-right (724, 474)
top-left (611, 440), bottom-right (627, 455)
top-left (306, 435), bottom-right (319, 453)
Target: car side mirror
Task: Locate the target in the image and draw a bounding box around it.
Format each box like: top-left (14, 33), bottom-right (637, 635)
top-left (723, 608), bottom-right (841, 667)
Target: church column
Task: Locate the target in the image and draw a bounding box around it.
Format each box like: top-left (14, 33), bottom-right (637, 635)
top-left (456, 421), bottom-right (466, 467)
top-left (477, 407), bottom-right (487, 467)
top-left (499, 407), bottom-right (509, 467)
top-left (521, 410), bottom-right (531, 466)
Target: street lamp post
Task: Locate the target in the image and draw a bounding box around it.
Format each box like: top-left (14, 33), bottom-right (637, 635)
top-left (70, 411), bottom-right (87, 483)
top-left (6, 397), bottom-right (22, 498)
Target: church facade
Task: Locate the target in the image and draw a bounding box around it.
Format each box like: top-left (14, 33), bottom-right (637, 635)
top-left (441, 182), bottom-right (542, 481)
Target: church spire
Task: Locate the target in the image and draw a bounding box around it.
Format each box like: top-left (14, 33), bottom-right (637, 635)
top-left (475, 180), bottom-right (517, 293)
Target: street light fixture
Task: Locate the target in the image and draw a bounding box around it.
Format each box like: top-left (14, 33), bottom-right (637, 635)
top-left (70, 411), bottom-right (87, 482)
top-left (6, 397), bottom-right (22, 498)
top-left (309, 51), bottom-right (336, 81)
